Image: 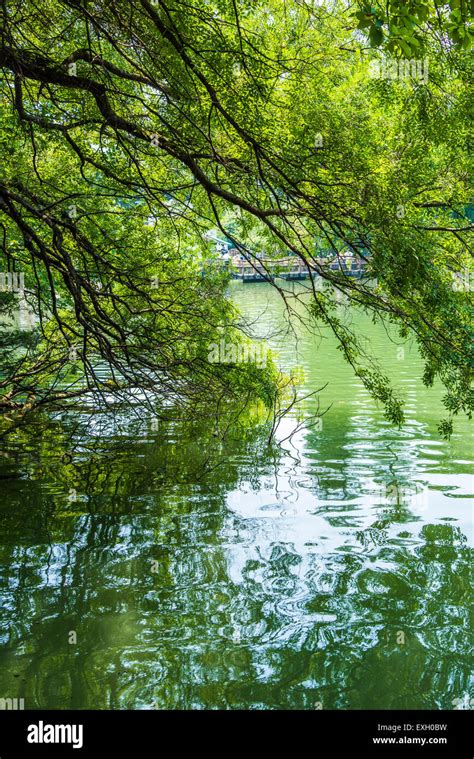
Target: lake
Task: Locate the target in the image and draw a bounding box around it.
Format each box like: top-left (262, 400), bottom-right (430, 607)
top-left (0, 282), bottom-right (472, 710)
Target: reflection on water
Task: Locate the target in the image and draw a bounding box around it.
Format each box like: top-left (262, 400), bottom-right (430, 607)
top-left (0, 284), bottom-right (472, 709)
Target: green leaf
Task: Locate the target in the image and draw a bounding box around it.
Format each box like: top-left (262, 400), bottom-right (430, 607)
top-left (398, 38), bottom-right (413, 56)
top-left (369, 26), bottom-right (384, 46)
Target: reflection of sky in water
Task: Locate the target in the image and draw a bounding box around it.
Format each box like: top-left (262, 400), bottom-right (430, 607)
top-left (230, 281), bottom-right (473, 536)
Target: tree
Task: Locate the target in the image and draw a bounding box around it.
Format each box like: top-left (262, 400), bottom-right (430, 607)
top-left (0, 0), bottom-right (472, 437)
top-left (352, 0), bottom-right (472, 53)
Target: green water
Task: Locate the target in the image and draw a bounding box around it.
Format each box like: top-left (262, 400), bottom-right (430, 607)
top-left (0, 283), bottom-right (472, 710)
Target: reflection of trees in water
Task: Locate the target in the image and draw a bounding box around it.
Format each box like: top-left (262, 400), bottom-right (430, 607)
top-left (303, 409), bottom-right (433, 506)
top-left (0, 418), bottom-right (277, 707)
top-left (0, 421), bottom-right (471, 709)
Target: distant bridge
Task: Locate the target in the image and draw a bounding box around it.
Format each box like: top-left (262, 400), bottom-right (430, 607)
top-left (221, 255), bottom-right (366, 282)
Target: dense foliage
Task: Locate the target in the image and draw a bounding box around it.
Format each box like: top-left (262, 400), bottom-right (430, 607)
top-left (0, 0), bottom-right (472, 436)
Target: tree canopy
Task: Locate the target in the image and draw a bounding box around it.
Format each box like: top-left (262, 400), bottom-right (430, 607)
top-left (0, 0), bottom-right (472, 437)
